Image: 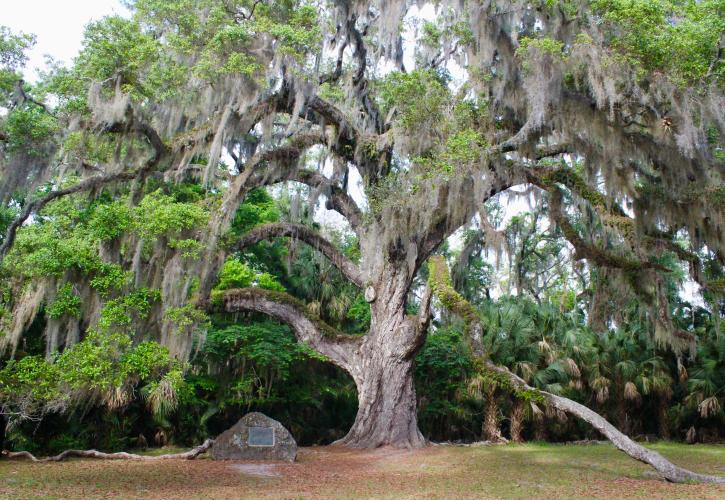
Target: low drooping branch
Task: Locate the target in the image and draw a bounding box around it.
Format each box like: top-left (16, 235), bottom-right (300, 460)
top-left (215, 288), bottom-right (362, 374)
top-left (483, 362), bottom-right (725, 484)
top-left (236, 223), bottom-right (365, 288)
top-left (1, 169), bottom-right (144, 260)
top-left (0, 117), bottom-right (169, 261)
top-left (3, 439), bottom-right (214, 462)
top-left (427, 256), bottom-right (725, 484)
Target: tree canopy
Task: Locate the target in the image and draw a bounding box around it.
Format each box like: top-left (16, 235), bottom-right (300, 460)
top-left (0, 0), bottom-right (723, 483)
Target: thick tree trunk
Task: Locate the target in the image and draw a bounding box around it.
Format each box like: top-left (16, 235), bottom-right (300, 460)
top-left (335, 270), bottom-right (426, 449)
top-left (218, 271), bottom-right (427, 449)
top-left (335, 350), bottom-right (425, 448)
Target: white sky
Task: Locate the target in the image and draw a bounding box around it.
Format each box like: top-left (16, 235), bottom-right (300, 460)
top-left (2, 0), bottom-right (126, 81)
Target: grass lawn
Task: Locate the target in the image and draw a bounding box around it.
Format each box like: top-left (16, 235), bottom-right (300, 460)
top-left (1, 442), bottom-right (723, 499)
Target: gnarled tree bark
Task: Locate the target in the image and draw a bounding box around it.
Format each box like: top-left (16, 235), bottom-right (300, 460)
top-left (334, 269), bottom-right (427, 448)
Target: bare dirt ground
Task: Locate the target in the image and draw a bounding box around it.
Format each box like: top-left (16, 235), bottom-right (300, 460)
top-left (1, 442), bottom-right (724, 499)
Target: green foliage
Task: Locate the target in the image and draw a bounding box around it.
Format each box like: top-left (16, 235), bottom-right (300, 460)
top-left (121, 341), bottom-right (176, 381)
top-left (88, 201), bottom-right (133, 241)
top-left (2, 105), bottom-right (59, 155)
top-left (591, 0), bottom-right (724, 84)
top-left (0, 330), bottom-right (179, 418)
top-left (0, 355), bottom-right (62, 405)
top-left (378, 69), bottom-right (450, 130)
top-left (516, 36), bottom-right (567, 74)
top-left (74, 0), bottom-right (323, 93)
top-left (517, 36), bottom-right (566, 59)
top-left (168, 238), bottom-right (204, 259)
top-left (255, 4), bottom-right (322, 61)
top-left (88, 263), bottom-right (129, 296)
top-left (8, 215), bottom-right (126, 285)
top-left (164, 304), bottom-right (210, 330)
top-left (421, 21), bottom-right (443, 47)
top-left (132, 190), bottom-right (209, 240)
top-left (75, 16), bottom-right (171, 98)
top-left (0, 26), bottom-right (35, 71)
top-left (55, 331), bottom-right (134, 390)
top-left (414, 129), bottom-right (487, 175)
top-left (415, 327), bottom-right (476, 439)
top-left (46, 283), bottom-right (82, 319)
top-left (204, 321), bottom-right (301, 377)
top-left (345, 295), bottom-right (371, 334)
top-left (5, 188), bottom-right (207, 299)
top-left (214, 258), bottom-right (285, 292)
top-left (231, 188), bottom-right (280, 235)
top-left (0, 25), bottom-right (35, 107)
top-left (98, 288), bottom-right (161, 331)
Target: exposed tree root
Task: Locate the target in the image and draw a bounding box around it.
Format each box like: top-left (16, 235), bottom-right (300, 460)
top-left (1, 439), bottom-right (214, 462)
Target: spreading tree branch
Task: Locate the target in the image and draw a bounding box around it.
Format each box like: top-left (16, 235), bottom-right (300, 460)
top-left (236, 222), bottom-right (364, 288)
top-left (526, 172), bottom-right (670, 273)
top-left (554, 195), bottom-right (667, 272)
top-left (196, 131), bottom-right (329, 298)
top-left (242, 141), bottom-right (365, 233)
top-left (291, 170), bottom-right (364, 231)
top-left (214, 288), bottom-right (362, 373)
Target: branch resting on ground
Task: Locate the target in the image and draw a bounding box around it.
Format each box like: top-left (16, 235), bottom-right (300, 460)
top-left (427, 255), bottom-right (725, 485)
top-left (2, 439), bottom-right (214, 462)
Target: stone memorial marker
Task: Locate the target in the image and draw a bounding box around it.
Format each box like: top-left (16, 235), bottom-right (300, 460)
top-left (211, 412), bottom-right (297, 462)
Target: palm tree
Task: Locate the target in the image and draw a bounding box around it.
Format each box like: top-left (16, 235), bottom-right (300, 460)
top-left (685, 333), bottom-right (725, 441)
top-left (636, 356), bottom-right (674, 439)
top-left (476, 298), bottom-right (538, 442)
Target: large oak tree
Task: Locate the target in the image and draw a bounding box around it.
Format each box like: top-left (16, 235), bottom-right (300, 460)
top-left (1, 0), bottom-right (723, 483)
